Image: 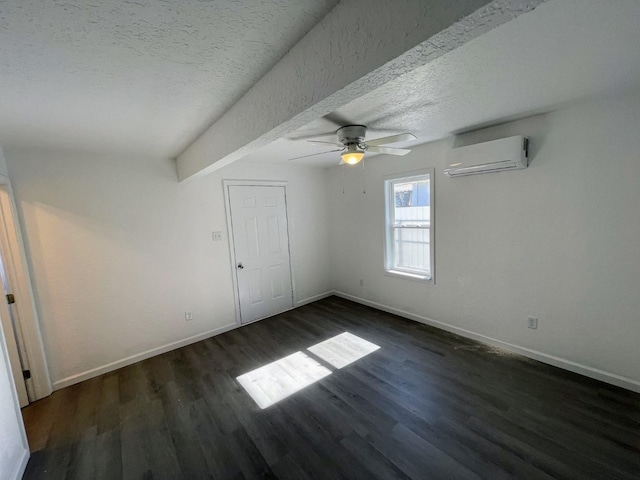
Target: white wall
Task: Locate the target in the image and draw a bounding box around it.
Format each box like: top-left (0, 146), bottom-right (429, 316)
top-left (4, 152), bottom-right (331, 388)
top-left (328, 90), bottom-right (640, 391)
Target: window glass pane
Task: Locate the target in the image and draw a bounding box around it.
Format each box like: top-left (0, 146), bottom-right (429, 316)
top-left (393, 227), bottom-right (430, 273)
top-left (394, 180), bottom-right (430, 208)
top-left (393, 179), bottom-right (430, 227)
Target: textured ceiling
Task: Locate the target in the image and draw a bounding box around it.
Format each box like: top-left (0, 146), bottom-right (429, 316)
top-left (241, 0), bottom-right (640, 167)
top-left (175, 0), bottom-right (544, 179)
top-left (0, 0), bottom-right (339, 156)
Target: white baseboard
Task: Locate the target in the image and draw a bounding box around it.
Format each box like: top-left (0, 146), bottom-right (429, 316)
top-left (296, 290), bottom-right (334, 307)
top-left (11, 448), bottom-right (29, 480)
top-left (334, 291), bottom-right (640, 394)
top-left (52, 323), bottom-right (238, 390)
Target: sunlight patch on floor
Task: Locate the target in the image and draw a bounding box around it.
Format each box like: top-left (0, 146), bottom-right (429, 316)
top-left (307, 332), bottom-right (380, 369)
top-left (236, 351), bottom-right (332, 409)
top-left (237, 332), bottom-right (380, 409)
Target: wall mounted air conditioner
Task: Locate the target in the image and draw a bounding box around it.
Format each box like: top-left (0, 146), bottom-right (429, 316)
top-left (445, 135), bottom-right (529, 177)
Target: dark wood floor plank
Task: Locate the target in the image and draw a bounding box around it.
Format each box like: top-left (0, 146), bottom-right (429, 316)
top-left (431, 414), bottom-right (557, 480)
top-left (190, 398), bottom-right (244, 479)
top-left (269, 453), bottom-right (313, 480)
top-left (94, 429), bottom-right (122, 480)
top-left (96, 373), bottom-right (120, 436)
top-left (64, 426), bottom-right (98, 480)
top-left (340, 431), bottom-right (412, 480)
top-left (21, 296), bottom-right (640, 479)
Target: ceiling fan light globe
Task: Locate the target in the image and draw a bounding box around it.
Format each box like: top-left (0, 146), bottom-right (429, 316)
top-left (341, 152), bottom-right (365, 165)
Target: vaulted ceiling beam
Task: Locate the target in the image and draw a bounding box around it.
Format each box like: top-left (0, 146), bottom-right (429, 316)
top-left (176, 0), bottom-right (544, 180)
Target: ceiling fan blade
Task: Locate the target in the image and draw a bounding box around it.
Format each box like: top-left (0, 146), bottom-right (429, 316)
top-left (308, 140), bottom-right (343, 147)
top-left (366, 132), bottom-right (417, 146)
top-left (288, 149), bottom-right (343, 161)
top-left (367, 145), bottom-right (411, 156)
top-left (324, 112), bottom-right (354, 127)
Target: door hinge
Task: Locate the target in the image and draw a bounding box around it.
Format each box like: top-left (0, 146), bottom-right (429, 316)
top-left (6, 293), bottom-right (15, 304)
top-left (23, 369), bottom-right (31, 380)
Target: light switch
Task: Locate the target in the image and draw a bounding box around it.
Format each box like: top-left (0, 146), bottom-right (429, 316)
top-left (212, 231), bottom-right (223, 242)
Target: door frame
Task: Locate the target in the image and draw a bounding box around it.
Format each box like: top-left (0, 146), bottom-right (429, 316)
top-left (0, 256), bottom-right (28, 406)
top-left (0, 179), bottom-right (52, 402)
top-left (222, 180), bottom-right (296, 326)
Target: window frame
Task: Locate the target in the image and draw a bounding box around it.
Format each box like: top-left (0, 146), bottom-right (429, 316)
top-left (383, 168), bottom-right (435, 284)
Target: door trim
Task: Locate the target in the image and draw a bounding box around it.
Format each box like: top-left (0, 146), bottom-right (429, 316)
top-left (0, 259), bottom-right (28, 406)
top-left (0, 180), bottom-right (51, 402)
top-left (222, 180), bottom-right (295, 326)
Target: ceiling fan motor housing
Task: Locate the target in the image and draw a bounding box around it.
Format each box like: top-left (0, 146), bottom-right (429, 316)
top-left (337, 125), bottom-right (367, 146)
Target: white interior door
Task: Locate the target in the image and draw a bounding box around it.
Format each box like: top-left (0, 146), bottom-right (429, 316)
top-left (228, 185), bottom-right (293, 324)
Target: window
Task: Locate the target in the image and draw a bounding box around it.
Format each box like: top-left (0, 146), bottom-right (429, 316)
top-left (384, 170), bottom-right (434, 282)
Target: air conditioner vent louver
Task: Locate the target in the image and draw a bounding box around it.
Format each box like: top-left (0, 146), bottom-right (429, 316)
top-left (445, 136), bottom-right (528, 177)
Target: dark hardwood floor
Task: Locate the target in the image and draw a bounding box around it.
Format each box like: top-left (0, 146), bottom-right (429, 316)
top-left (22, 296), bottom-right (640, 479)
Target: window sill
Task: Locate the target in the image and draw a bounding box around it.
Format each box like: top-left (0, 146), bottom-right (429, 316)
top-left (384, 269), bottom-right (434, 284)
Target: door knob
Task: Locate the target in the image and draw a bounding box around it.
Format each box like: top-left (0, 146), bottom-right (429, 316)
top-left (237, 263), bottom-right (244, 269)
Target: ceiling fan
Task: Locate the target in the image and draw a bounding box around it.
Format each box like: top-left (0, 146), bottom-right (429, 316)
top-left (289, 125), bottom-right (417, 165)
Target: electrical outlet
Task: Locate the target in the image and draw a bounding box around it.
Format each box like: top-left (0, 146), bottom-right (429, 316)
top-left (359, 279), bottom-right (364, 287)
top-left (528, 316), bottom-right (538, 329)
top-left (185, 311), bottom-right (193, 321)
top-left (212, 231), bottom-right (223, 242)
